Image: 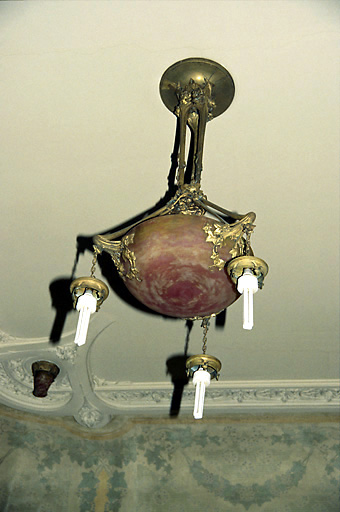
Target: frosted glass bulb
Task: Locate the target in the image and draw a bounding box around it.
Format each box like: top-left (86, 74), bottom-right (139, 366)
top-left (237, 269), bottom-right (258, 330)
top-left (74, 290), bottom-right (97, 346)
top-left (192, 368), bottom-right (211, 419)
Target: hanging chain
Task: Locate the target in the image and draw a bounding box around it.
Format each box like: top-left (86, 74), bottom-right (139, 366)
top-left (201, 317), bottom-right (210, 354)
top-left (90, 246), bottom-right (100, 277)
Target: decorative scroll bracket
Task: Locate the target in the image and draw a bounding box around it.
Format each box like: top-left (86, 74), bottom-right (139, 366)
top-left (94, 233), bottom-right (141, 281)
top-left (203, 212), bottom-right (256, 270)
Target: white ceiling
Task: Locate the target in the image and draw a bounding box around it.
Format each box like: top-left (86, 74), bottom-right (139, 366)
top-left (0, 1), bottom-right (339, 424)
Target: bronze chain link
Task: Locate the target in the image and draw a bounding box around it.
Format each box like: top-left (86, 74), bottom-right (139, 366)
top-left (90, 246), bottom-right (100, 277)
top-left (201, 317), bottom-right (210, 354)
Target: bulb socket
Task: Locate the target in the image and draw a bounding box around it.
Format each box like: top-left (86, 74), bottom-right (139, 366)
top-left (227, 256), bottom-right (268, 289)
top-left (186, 354), bottom-right (221, 381)
top-left (70, 277), bottom-right (109, 312)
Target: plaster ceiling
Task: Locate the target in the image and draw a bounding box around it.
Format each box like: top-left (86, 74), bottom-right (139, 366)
top-left (0, 1), bottom-right (339, 427)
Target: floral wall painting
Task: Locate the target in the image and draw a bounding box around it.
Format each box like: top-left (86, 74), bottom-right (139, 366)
top-left (0, 407), bottom-right (338, 512)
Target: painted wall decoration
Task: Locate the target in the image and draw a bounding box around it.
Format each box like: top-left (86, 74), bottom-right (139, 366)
top-left (0, 408), bottom-right (338, 512)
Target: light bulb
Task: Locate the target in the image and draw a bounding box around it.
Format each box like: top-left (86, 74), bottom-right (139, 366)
top-left (192, 368), bottom-right (211, 419)
top-left (74, 290), bottom-right (97, 346)
top-left (237, 269), bottom-right (258, 330)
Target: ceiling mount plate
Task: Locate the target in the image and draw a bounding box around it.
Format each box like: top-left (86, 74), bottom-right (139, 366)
top-left (159, 57), bottom-right (235, 118)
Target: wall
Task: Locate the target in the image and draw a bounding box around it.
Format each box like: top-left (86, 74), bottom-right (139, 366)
top-left (0, 407), bottom-right (338, 512)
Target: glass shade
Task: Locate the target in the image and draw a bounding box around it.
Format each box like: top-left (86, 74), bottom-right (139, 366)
top-left (122, 214), bottom-right (239, 318)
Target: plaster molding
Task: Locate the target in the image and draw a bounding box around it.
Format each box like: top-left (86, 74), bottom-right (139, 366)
top-left (6, 358), bottom-right (72, 390)
top-left (54, 345), bottom-right (78, 364)
top-left (0, 329), bottom-right (76, 349)
top-left (0, 326), bottom-right (338, 427)
top-left (0, 362), bottom-right (72, 407)
top-left (96, 379), bottom-right (340, 412)
top-left (6, 359), bottom-right (32, 387)
top-left (75, 401), bottom-right (111, 429)
top-left (0, 331), bottom-right (17, 344)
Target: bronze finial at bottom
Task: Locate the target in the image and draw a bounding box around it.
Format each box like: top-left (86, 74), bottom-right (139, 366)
top-left (32, 361), bottom-right (60, 398)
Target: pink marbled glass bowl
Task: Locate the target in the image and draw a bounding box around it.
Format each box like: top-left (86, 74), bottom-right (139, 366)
top-left (122, 214), bottom-right (239, 318)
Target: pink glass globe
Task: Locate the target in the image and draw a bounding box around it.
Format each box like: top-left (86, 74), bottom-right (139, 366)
top-left (123, 214), bottom-right (239, 318)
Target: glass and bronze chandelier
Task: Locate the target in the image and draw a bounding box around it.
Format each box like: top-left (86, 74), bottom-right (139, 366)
top-left (70, 58), bottom-right (268, 419)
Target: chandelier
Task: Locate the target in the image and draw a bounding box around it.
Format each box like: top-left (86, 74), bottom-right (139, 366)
top-left (70, 58), bottom-right (268, 419)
